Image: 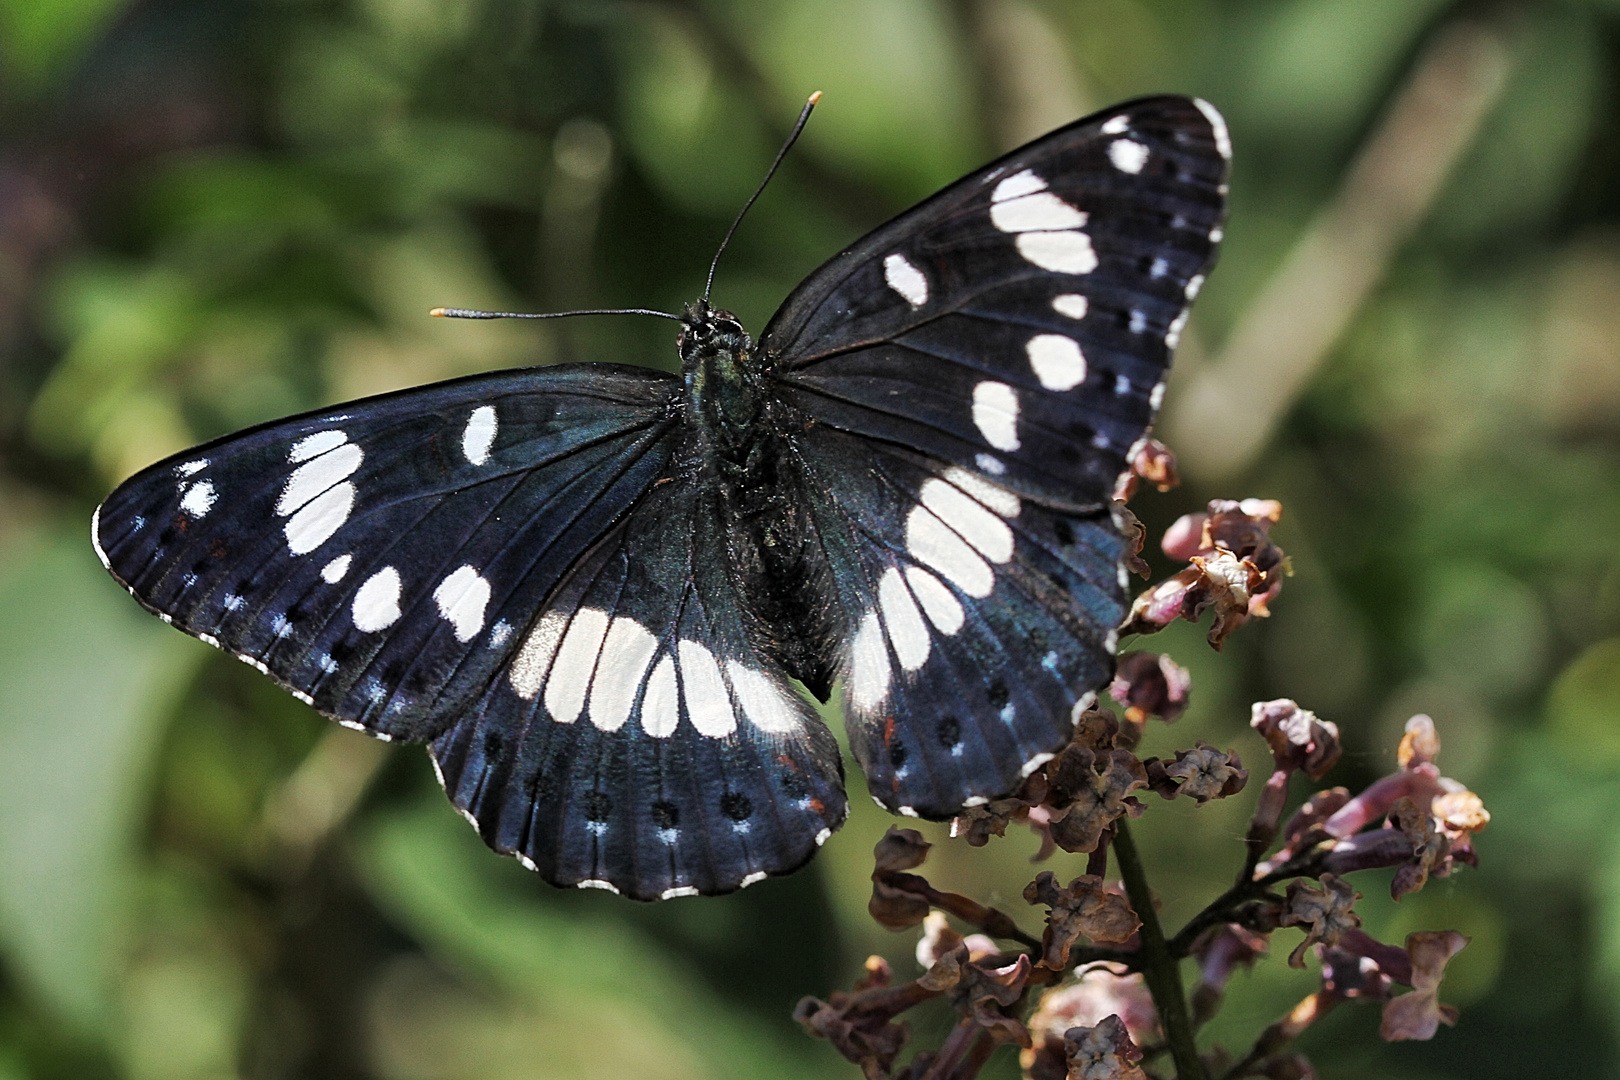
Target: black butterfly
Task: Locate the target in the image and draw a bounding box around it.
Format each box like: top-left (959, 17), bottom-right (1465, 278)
top-left (94, 95), bottom-right (1229, 900)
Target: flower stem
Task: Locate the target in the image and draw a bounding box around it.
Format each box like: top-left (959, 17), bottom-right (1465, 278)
top-left (1112, 820), bottom-right (1205, 1080)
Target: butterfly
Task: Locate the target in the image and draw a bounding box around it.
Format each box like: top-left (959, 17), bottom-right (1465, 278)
top-left (94, 95), bottom-right (1229, 900)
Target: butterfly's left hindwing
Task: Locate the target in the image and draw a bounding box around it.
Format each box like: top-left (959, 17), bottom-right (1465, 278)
top-left (95, 365), bottom-right (679, 743)
top-left (429, 470), bottom-right (847, 899)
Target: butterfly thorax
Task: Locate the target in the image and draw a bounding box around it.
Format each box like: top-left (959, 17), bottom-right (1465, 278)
top-left (679, 300), bottom-right (775, 493)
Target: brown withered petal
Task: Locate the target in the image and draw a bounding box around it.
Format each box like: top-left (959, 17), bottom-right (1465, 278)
top-left (1109, 652), bottom-right (1192, 724)
top-left (1165, 742), bottom-right (1248, 803)
top-left (794, 995), bottom-right (910, 1073)
top-left (957, 954), bottom-right (1033, 1046)
top-left (917, 911), bottom-right (965, 970)
top-left (1111, 501), bottom-right (1152, 578)
top-left (1433, 788), bottom-right (1490, 837)
top-left (951, 796), bottom-right (1029, 847)
top-left (1282, 875), bottom-right (1362, 968)
top-left (1161, 511), bottom-right (1208, 561)
top-left (1048, 751), bottom-right (1148, 855)
top-left (1120, 437), bottom-right (1179, 497)
top-left (874, 827), bottom-right (932, 872)
top-left (1259, 1053), bottom-right (1320, 1080)
top-left (1390, 797), bottom-right (1451, 900)
top-left (1250, 700), bottom-right (1342, 779)
top-left (1025, 871), bottom-right (1141, 969)
top-left (918, 943), bottom-right (971, 993)
top-left (1063, 1015), bottom-right (1148, 1080)
top-left (1397, 714), bottom-right (1441, 769)
top-left (1380, 931), bottom-right (1469, 1041)
top-left (1190, 923), bottom-right (1270, 1023)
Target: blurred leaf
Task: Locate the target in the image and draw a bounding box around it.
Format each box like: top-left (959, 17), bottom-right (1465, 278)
top-left (1546, 636), bottom-right (1620, 763)
top-left (0, 528), bottom-right (201, 1033)
top-left (0, 0), bottom-right (130, 95)
top-left (358, 798), bottom-right (828, 1080)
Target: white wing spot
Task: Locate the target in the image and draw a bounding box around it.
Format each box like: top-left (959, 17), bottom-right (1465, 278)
top-left (320, 553), bottom-right (352, 583)
top-left (174, 458), bottom-right (207, 477)
top-left (1150, 382), bottom-right (1166, 410)
top-left (921, 478), bottom-right (1013, 563)
top-left (588, 616), bottom-right (659, 732)
top-left (510, 610), bottom-right (569, 699)
top-left (815, 827), bottom-right (833, 846)
top-left (1108, 139), bottom-right (1150, 174)
top-left (489, 620), bottom-right (513, 647)
top-left (179, 480), bottom-right (216, 518)
top-left (943, 466), bottom-right (1020, 517)
top-left (1026, 333), bottom-right (1087, 391)
top-left (544, 607), bottom-right (610, 724)
top-left (739, 871), bottom-right (768, 888)
top-left (641, 653), bottom-right (679, 738)
top-left (726, 661), bottom-right (801, 733)
top-left (576, 879), bottom-right (619, 894)
top-left (660, 886), bottom-right (700, 900)
top-left (971, 381), bottom-right (1020, 451)
top-left (289, 429), bottom-right (348, 463)
top-left (433, 565), bottom-right (492, 643)
top-left (1185, 273), bottom-right (1206, 299)
top-left (1015, 230), bottom-right (1098, 274)
top-left (883, 253), bottom-right (929, 307)
top-left (1052, 293), bottom-right (1088, 320)
top-left (848, 610), bottom-right (892, 711)
top-left (974, 453), bottom-right (1006, 476)
top-left (905, 504), bottom-right (993, 598)
top-left (276, 442), bottom-right (363, 518)
top-left (1020, 752), bottom-right (1056, 777)
top-left (904, 566), bottom-right (965, 634)
top-left (1129, 309), bottom-right (1147, 334)
top-left (1150, 257), bottom-right (1169, 279)
top-left (284, 481), bottom-right (355, 555)
top-left (462, 405), bottom-right (498, 466)
top-left (878, 568), bottom-right (930, 672)
top-left (1115, 374), bottom-right (1131, 396)
top-left (991, 191), bottom-right (1086, 233)
top-left (678, 639), bottom-right (735, 738)
top-left (1092, 431), bottom-right (1111, 449)
top-left (352, 566), bottom-right (403, 632)
top-left (1194, 98), bottom-right (1232, 159)
top-left (991, 169), bottom-right (1047, 201)
top-left (1100, 115), bottom-right (1130, 135)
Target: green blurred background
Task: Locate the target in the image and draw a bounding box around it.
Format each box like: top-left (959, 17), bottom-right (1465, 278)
top-left (0, 0), bottom-right (1616, 1076)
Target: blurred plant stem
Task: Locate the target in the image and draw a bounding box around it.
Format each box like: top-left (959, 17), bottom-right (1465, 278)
top-left (1113, 819), bottom-right (1204, 1080)
top-left (255, 727), bottom-right (393, 877)
top-left (1162, 14), bottom-right (1518, 480)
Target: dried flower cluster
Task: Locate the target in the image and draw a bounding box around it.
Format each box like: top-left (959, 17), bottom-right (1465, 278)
top-left (798, 473), bottom-right (1488, 1080)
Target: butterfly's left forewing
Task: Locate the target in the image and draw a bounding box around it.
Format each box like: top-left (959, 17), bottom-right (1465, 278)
top-left (95, 364), bottom-right (680, 743)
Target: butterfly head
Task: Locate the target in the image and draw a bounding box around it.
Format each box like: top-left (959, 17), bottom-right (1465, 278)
top-left (678, 299), bottom-right (751, 358)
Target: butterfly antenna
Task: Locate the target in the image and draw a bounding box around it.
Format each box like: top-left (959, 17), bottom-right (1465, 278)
top-left (430, 306), bottom-right (681, 321)
top-left (703, 91), bottom-right (822, 301)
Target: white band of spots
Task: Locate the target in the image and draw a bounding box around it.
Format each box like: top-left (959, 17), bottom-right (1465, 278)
top-left (545, 608), bottom-right (610, 724)
top-left (848, 609), bottom-right (891, 711)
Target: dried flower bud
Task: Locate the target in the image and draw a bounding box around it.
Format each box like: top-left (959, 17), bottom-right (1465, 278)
top-left (1390, 797), bottom-right (1450, 900)
top-left (1109, 652), bottom-right (1192, 723)
top-left (1397, 714), bottom-right (1441, 769)
top-left (1114, 438), bottom-right (1180, 503)
top-left (1163, 742), bottom-right (1248, 803)
top-left (1258, 1053), bottom-right (1320, 1080)
top-left (1048, 751), bottom-right (1148, 854)
top-left (1251, 700), bottom-right (1341, 779)
top-left (871, 828), bottom-right (934, 930)
top-left (1024, 872), bottom-right (1141, 969)
top-left (956, 954), bottom-right (1033, 1046)
top-left (1111, 502), bottom-right (1152, 578)
top-left (1380, 931), bottom-right (1469, 1041)
top-left (916, 911), bottom-right (1000, 970)
top-left (1063, 1015), bottom-right (1148, 1080)
top-left (1281, 874), bottom-right (1361, 967)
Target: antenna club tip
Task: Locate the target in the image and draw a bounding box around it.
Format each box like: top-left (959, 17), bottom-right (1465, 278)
top-left (429, 307), bottom-right (449, 317)
top-left (807, 90), bottom-right (822, 105)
